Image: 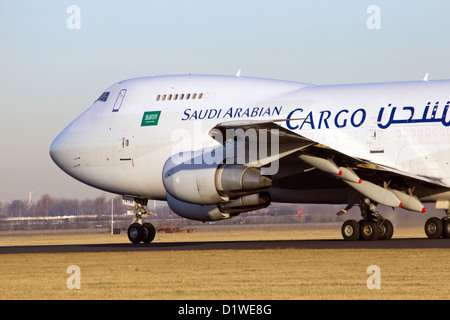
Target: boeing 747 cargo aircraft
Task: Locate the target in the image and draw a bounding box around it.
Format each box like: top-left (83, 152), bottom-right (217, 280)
top-left (50, 74), bottom-right (450, 243)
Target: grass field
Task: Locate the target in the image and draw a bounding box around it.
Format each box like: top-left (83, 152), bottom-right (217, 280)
top-left (0, 224), bottom-right (449, 300)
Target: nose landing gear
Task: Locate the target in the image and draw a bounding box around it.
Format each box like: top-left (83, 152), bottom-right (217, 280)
top-left (126, 198), bottom-right (156, 244)
top-left (127, 222), bottom-right (156, 244)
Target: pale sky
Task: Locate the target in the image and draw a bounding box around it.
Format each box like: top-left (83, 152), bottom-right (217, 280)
top-left (1, 0), bottom-right (450, 202)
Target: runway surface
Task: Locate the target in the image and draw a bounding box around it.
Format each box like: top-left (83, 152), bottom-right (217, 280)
top-left (0, 238), bottom-right (449, 254)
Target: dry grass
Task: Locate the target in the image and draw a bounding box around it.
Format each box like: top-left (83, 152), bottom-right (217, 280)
top-left (0, 249), bottom-right (448, 300)
top-left (0, 225), bottom-right (448, 300)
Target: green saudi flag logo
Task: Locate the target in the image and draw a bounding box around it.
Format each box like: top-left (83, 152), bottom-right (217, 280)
top-left (141, 111), bottom-right (161, 126)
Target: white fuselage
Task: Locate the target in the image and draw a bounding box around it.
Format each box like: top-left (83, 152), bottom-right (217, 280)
top-left (50, 75), bottom-right (450, 203)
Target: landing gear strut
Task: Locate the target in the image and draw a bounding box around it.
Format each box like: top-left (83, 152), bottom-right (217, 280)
top-left (126, 198), bottom-right (156, 244)
top-left (341, 198), bottom-right (394, 241)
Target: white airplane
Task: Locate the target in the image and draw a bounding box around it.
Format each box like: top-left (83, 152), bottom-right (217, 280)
top-left (50, 74), bottom-right (450, 243)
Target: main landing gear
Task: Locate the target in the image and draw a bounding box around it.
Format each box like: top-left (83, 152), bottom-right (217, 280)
top-left (126, 198), bottom-right (156, 244)
top-left (341, 198), bottom-right (450, 240)
top-left (424, 213), bottom-right (450, 239)
top-left (341, 198), bottom-right (394, 241)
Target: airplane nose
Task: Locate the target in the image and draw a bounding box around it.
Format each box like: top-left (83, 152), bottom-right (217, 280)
top-left (49, 133), bottom-right (65, 170)
top-left (49, 128), bottom-right (82, 183)
top-left (49, 125), bottom-right (77, 176)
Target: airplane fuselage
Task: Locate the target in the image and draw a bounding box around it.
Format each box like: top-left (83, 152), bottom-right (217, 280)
top-left (50, 74), bottom-right (450, 242)
top-left (50, 75), bottom-right (450, 203)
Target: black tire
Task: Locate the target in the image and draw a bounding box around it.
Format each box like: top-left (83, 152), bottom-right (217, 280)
top-left (443, 219), bottom-right (450, 239)
top-left (142, 222), bottom-right (156, 243)
top-left (360, 221), bottom-right (380, 241)
top-left (379, 219), bottom-right (394, 240)
top-left (128, 223), bottom-right (144, 244)
top-left (341, 220), bottom-right (360, 241)
top-left (425, 217), bottom-right (443, 239)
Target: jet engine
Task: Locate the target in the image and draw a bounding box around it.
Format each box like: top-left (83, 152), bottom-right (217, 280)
top-left (163, 151), bottom-right (272, 221)
top-left (163, 156), bottom-right (271, 205)
top-left (166, 192), bottom-right (271, 221)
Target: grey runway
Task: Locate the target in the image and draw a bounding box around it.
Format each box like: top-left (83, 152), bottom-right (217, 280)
top-left (0, 238), bottom-right (449, 254)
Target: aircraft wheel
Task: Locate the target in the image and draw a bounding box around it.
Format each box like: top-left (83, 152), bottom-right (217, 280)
top-left (142, 222), bottom-right (156, 243)
top-left (379, 219), bottom-right (394, 240)
top-left (443, 219), bottom-right (450, 239)
top-left (424, 217), bottom-right (443, 239)
top-left (341, 220), bottom-right (360, 241)
top-left (128, 223), bottom-right (144, 244)
top-left (360, 221), bottom-right (380, 241)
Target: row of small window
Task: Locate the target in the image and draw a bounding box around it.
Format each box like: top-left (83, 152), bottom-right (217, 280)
top-left (156, 93), bottom-right (204, 101)
top-left (396, 127), bottom-right (450, 137)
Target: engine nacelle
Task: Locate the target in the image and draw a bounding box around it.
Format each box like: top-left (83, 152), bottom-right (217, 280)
top-left (163, 152), bottom-right (271, 205)
top-left (166, 193), bottom-right (227, 221)
top-left (217, 192), bottom-right (271, 214)
top-left (167, 192), bottom-right (271, 221)
top-left (215, 164), bottom-right (272, 197)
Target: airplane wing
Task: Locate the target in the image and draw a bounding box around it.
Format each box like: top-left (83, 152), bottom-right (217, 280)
top-left (209, 119), bottom-right (450, 212)
top-left (209, 119), bottom-right (315, 167)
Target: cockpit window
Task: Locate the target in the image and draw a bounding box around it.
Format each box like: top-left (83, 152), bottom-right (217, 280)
top-left (97, 92), bottom-right (110, 102)
top-left (113, 89), bottom-right (127, 112)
